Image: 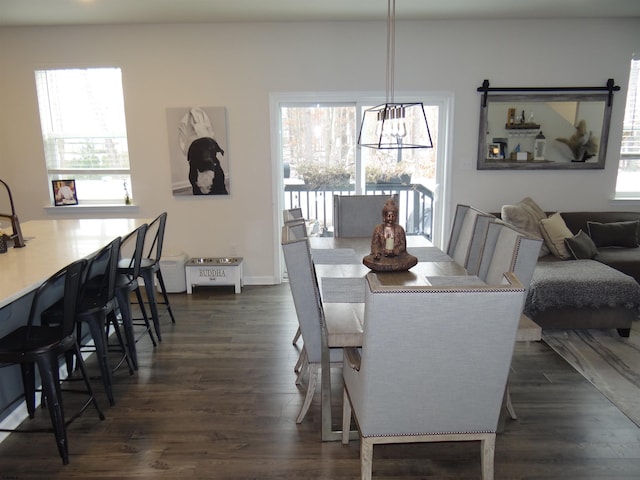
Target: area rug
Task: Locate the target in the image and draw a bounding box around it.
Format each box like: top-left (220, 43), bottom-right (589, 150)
top-left (543, 327), bottom-right (640, 428)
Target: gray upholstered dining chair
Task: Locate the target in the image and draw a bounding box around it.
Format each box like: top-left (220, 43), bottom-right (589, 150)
top-left (478, 221), bottom-right (542, 303)
top-left (342, 272), bottom-right (526, 480)
top-left (477, 220), bottom-right (543, 420)
top-left (281, 226), bottom-right (363, 425)
top-left (333, 194), bottom-right (398, 238)
top-left (282, 217), bottom-right (308, 349)
top-left (446, 204), bottom-right (495, 275)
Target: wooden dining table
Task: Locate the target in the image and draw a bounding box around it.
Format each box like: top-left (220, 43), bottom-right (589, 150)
top-left (308, 235), bottom-right (470, 441)
top-left (0, 218), bottom-right (148, 433)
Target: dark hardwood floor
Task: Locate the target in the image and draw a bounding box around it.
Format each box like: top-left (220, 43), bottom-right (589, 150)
top-left (0, 284), bottom-right (639, 479)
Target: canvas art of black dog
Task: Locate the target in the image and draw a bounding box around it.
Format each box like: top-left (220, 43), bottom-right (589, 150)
top-left (187, 137), bottom-right (228, 195)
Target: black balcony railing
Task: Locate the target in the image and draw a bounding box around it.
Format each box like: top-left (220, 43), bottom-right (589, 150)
top-left (284, 183), bottom-right (434, 240)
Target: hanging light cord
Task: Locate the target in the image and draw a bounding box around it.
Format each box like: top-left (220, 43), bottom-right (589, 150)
top-left (386, 0), bottom-right (396, 105)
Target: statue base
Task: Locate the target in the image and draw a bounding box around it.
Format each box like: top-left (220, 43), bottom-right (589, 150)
top-left (362, 253), bottom-right (418, 272)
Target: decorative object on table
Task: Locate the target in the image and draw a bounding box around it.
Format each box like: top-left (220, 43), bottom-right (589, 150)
top-left (52, 179), bottom-right (78, 206)
top-left (555, 119), bottom-right (598, 162)
top-left (0, 178), bottom-right (25, 248)
top-left (357, 0), bottom-right (432, 150)
top-left (166, 106), bottom-right (230, 196)
top-left (363, 198), bottom-right (417, 271)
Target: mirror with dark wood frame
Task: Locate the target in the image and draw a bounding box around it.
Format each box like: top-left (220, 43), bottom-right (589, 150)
top-left (477, 81), bottom-right (618, 170)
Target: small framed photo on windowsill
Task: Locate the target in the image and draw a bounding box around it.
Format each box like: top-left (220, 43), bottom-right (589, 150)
top-left (52, 179), bottom-right (78, 206)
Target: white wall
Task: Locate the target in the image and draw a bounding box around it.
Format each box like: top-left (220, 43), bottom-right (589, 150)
top-left (1, 18), bottom-right (639, 284)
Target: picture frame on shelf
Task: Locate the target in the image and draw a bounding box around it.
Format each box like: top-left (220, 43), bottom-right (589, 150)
top-left (487, 143), bottom-right (502, 160)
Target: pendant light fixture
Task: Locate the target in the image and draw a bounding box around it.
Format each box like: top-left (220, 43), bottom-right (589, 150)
top-left (358, 0), bottom-right (433, 150)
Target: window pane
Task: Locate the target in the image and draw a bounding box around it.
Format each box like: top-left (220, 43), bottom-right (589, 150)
top-left (35, 67), bottom-right (132, 203)
top-left (361, 104), bottom-right (438, 188)
top-left (282, 104), bottom-right (356, 188)
top-left (616, 57), bottom-right (640, 196)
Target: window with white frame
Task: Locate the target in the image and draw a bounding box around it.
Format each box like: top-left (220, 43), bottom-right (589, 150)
top-left (35, 67), bottom-right (132, 205)
top-left (615, 56), bottom-right (640, 198)
top-left (277, 94), bottom-right (447, 243)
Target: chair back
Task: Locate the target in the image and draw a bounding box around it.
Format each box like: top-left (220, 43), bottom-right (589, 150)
top-left (284, 219), bottom-right (307, 240)
top-left (31, 259), bottom-right (87, 341)
top-left (345, 272), bottom-right (525, 437)
top-left (144, 212), bottom-right (168, 264)
top-left (119, 223), bottom-right (148, 280)
top-left (333, 194), bottom-right (398, 238)
top-left (83, 237), bottom-right (122, 302)
top-left (281, 228), bottom-right (324, 363)
top-left (446, 204), bottom-right (495, 275)
top-left (478, 221), bottom-right (542, 297)
top-left (283, 207), bottom-right (304, 223)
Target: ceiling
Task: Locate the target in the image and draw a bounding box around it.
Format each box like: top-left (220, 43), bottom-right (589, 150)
top-left (1, 0), bottom-right (640, 27)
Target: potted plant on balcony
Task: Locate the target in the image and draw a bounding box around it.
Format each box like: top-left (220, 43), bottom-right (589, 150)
top-left (366, 163), bottom-right (412, 185)
top-left (294, 161), bottom-right (352, 189)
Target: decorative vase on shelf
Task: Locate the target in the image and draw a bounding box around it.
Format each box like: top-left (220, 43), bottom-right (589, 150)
top-left (533, 131), bottom-right (546, 161)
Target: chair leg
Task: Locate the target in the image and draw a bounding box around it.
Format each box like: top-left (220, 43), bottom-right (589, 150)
top-left (134, 287), bottom-right (157, 346)
top-left (295, 347), bottom-right (307, 382)
top-left (19, 362), bottom-right (37, 418)
top-left (84, 312), bottom-right (115, 406)
top-left (505, 386), bottom-right (517, 420)
top-left (342, 387), bottom-right (352, 445)
top-left (115, 289), bottom-right (139, 370)
top-left (292, 326), bottom-right (301, 345)
top-left (156, 270), bottom-right (176, 323)
top-left (360, 437), bottom-right (373, 480)
top-left (107, 310), bottom-right (135, 375)
top-left (481, 434), bottom-right (496, 480)
top-left (296, 363), bottom-right (319, 424)
top-left (70, 344), bottom-right (106, 427)
top-left (141, 270), bottom-right (162, 342)
top-left (36, 355), bottom-right (68, 465)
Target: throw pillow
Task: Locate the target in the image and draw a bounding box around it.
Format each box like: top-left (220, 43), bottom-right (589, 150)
top-left (565, 230), bottom-right (599, 259)
top-left (587, 220), bottom-right (640, 248)
top-left (501, 197), bottom-right (550, 257)
top-left (539, 212), bottom-right (573, 259)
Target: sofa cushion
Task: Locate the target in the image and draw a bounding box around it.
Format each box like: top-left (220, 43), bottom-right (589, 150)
top-left (587, 220), bottom-right (640, 248)
top-left (539, 212), bottom-right (573, 259)
top-left (594, 247), bottom-right (640, 284)
top-left (560, 212), bottom-right (640, 236)
top-left (565, 230), bottom-right (598, 259)
top-left (501, 197), bottom-right (550, 257)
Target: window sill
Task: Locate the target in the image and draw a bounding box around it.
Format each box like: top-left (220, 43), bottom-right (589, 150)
top-left (44, 204), bottom-right (140, 215)
top-left (610, 197), bottom-right (640, 205)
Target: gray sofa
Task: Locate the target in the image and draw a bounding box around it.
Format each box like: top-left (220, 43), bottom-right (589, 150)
top-left (523, 211), bottom-right (640, 337)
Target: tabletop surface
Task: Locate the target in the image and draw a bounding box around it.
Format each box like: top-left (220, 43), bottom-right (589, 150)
top-left (309, 235), bottom-right (433, 259)
top-left (309, 235), bottom-right (466, 296)
top-left (0, 218), bottom-right (147, 308)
